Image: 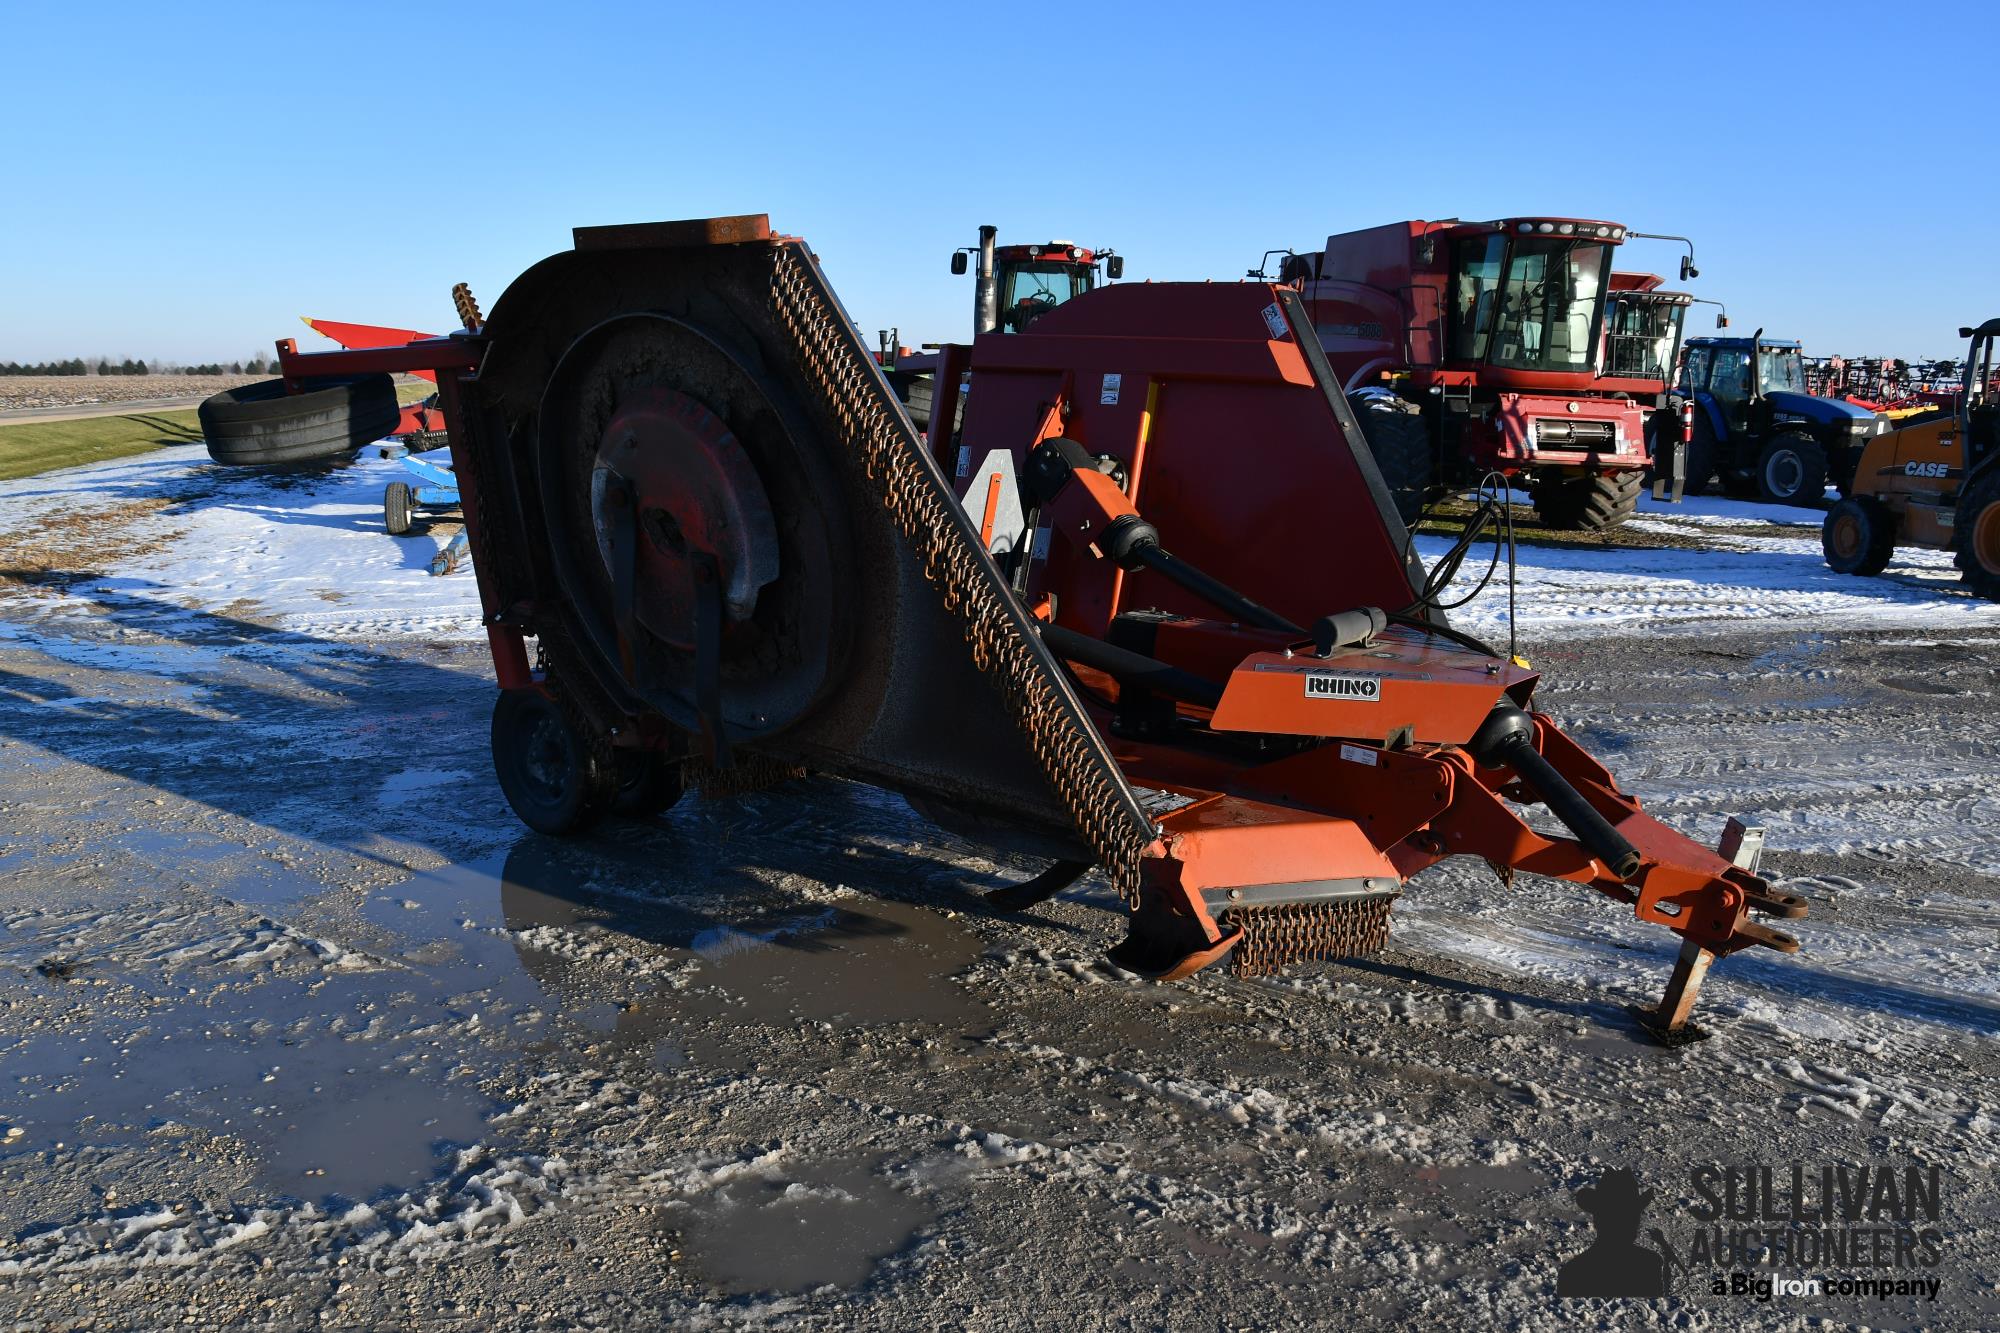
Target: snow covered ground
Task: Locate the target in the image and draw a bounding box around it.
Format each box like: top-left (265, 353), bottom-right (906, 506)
top-left (1418, 491), bottom-right (2000, 641)
top-left (2, 447), bottom-right (1998, 649)
top-left (0, 443), bottom-right (481, 641)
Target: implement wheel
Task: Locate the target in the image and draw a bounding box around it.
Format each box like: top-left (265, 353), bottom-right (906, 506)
top-left (1756, 430), bottom-right (1829, 506)
top-left (1531, 470), bottom-right (1643, 532)
top-left (1953, 470), bottom-right (2000, 600)
top-left (1821, 497), bottom-right (1895, 576)
top-left (491, 689), bottom-right (611, 836)
top-left (611, 750), bottom-right (687, 819)
top-left (384, 480), bottom-right (414, 535)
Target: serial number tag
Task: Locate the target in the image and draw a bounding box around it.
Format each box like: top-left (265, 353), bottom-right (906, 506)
top-left (1261, 302), bottom-right (1290, 340)
top-left (1339, 743), bottom-right (1379, 766)
top-left (1304, 671), bottom-right (1382, 702)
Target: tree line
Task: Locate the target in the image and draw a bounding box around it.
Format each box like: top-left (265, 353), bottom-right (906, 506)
top-left (0, 357), bottom-right (280, 377)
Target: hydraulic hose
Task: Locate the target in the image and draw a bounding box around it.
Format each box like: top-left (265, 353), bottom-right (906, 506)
top-left (1040, 622), bottom-right (1226, 709)
top-left (1472, 703), bottom-right (1641, 881)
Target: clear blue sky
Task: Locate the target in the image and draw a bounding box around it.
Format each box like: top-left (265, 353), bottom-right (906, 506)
top-left (2, 1), bottom-right (1993, 364)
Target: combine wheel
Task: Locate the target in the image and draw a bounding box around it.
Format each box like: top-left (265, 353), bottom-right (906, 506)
top-left (198, 374), bottom-right (400, 467)
top-left (611, 750), bottom-right (687, 818)
top-left (1349, 395), bottom-right (1433, 527)
top-left (1953, 470), bottom-right (2000, 600)
top-left (490, 689), bottom-right (612, 836)
top-left (1821, 497), bottom-right (1895, 576)
top-left (384, 480), bottom-right (414, 534)
top-left (1531, 470), bottom-right (1643, 532)
top-left (1755, 430), bottom-right (1829, 506)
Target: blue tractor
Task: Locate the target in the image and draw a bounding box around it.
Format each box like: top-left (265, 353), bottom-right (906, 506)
top-left (1675, 331), bottom-right (1889, 505)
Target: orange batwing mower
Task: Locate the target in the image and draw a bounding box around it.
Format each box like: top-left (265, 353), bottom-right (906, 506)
top-left (269, 215), bottom-right (1804, 1040)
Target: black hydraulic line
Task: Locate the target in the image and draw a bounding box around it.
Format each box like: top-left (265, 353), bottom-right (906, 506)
top-left (1040, 622), bottom-right (1226, 709)
top-left (1122, 540), bottom-right (1304, 636)
top-left (1472, 703), bottom-right (1641, 881)
top-left (1385, 611), bottom-right (1505, 660)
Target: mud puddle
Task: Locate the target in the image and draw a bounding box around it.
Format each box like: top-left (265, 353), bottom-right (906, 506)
top-left (667, 1153), bottom-right (935, 1296)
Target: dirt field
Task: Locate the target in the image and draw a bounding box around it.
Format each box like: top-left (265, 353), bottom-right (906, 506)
top-left (0, 376), bottom-right (268, 415)
top-left (0, 452), bottom-right (1994, 1328)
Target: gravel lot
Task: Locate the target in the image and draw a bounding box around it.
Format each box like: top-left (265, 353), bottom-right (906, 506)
top-left (0, 454), bottom-right (1994, 1329)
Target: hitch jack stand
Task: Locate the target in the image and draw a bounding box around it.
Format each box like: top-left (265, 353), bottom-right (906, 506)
top-left (1634, 939), bottom-right (1717, 1045)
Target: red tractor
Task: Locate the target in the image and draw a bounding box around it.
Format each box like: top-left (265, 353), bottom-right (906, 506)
top-left (1277, 219), bottom-right (1695, 531)
top-left (879, 225), bottom-right (1121, 433)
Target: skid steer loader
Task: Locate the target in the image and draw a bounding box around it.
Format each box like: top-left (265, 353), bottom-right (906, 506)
top-left (271, 215), bottom-right (1805, 1040)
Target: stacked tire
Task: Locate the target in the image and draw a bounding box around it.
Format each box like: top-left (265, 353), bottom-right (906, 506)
top-left (197, 374), bottom-right (400, 467)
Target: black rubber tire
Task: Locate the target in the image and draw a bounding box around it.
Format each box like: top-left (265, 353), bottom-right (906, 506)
top-left (490, 690), bottom-right (610, 836)
top-left (384, 480), bottom-right (414, 535)
top-left (611, 750), bottom-right (687, 818)
top-left (1755, 430), bottom-right (1829, 506)
top-left (198, 374), bottom-right (399, 467)
top-left (1350, 397), bottom-right (1434, 527)
top-left (1821, 497), bottom-right (1895, 576)
top-left (1952, 469), bottom-right (2000, 600)
top-left (896, 373), bottom-right (935, 431)
top-left (1682, 411), bottom-right (1720, 496)
top-left (1532, 470), bottom-right (1644, 531)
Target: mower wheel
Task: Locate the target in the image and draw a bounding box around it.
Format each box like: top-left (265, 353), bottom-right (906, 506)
top-left (1953, 470), bottom-right (2000, 600)
top-left (1681, 413), bottom-right (1720, 496)
top-left (198, 374), bottom-right (400, 467)
top-left (384, 480), bottom-right (414, 535)
top-left (611, 749), bottom-right (687, 818)
top-left (490, 689), bottom-right (612, 836)
top-left (1756, 431), bottom-right (1829, 506)
top-left (1531, 470), bottom-right (1643, 532)
top-left (1821, 497), bottom-right (1895, 577)
top-left (1350, 396), bottom-right (1433, 527)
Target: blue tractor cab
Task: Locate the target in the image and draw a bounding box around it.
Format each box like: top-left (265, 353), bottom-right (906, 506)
top-left (1676, 331), bottom-right (1890, 505)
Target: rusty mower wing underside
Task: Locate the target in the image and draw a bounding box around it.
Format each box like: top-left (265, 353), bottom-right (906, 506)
top-left (453, 216), bottom-right (1156, 886)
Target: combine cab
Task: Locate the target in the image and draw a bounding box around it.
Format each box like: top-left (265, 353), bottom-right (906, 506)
top-left (267, 215), bottom-right (1805, 1040)
top-left (1279, 218), bottom-right (1692, 531)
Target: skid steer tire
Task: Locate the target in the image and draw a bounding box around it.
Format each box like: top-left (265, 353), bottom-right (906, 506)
top-left (1756, 431), bottom-right (1829, 507)
top-left (491, 689), bottom-right (612, 837)
top-left (198, 374), bottom-right (400, 467)
top-left (1953, 470), bottom-right (2000, 601)
top-left (1681, 412), bottom-right (1720, 496)
top-left (1350, 396), bottom-right (1433, 527)
top-left (384, 480), bottom-right (414, 535)
top-left (1531, 470), bottom-right (1644, 532)
top-left (1821, 497), bottom-right (1895, 577)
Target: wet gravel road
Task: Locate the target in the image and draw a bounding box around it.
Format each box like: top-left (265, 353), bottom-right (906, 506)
top-left (0, 597), bottom-right (1994, 1330)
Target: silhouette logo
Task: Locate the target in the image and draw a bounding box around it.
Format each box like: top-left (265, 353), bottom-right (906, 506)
top-left (1559, 1168), bottom-right (1667, 1299)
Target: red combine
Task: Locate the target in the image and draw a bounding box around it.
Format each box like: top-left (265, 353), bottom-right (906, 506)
top-left (1278, 219), bottom-right (1695, 530)
top-left (261, 214), bottom-right (1805, 1040)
